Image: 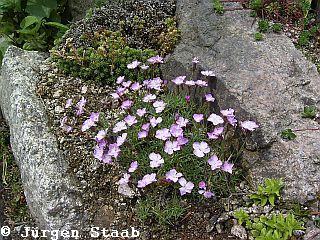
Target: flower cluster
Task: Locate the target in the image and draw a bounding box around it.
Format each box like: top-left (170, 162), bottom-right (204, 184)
top-left (59, 56), bottom-right (259, 200)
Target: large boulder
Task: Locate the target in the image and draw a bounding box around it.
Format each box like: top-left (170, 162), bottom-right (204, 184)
top-left (162, 0), bottom-right (320, 203)
top-left (0, 46), bottom-right (87, 234)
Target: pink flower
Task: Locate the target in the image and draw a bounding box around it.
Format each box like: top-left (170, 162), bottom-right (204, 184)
top-left (116, 76), bottom-right (125, 84)
top-left (193, 142), bottom-right (210, 157)
top-left (96, 138), bottom-right (107, 148)
top-left (116, 133), bottom-right (127, 146)
top-left (208, 113), bottom-right (224, 125)
top-left (221, 162), bottom-right (234, 174)
top-left (128, 161), bottom-right (138, 173)
top-left (185, 80), bottom-right (196, 86)
top-left (220, 108), bottom-right (235, 117)
top-left (142, 123), bottom-right (150, 131)
top-left (150, 117), bottom-right (162, 127)
top-left (117, 173), bottom-right (130, 185)
top-left (199, 181), bottom-right (206, 189)
top-left (127, 60), bottom-right (141, 69)
top-left (147, 55), bottom-right (164, 64)
top-left (102, 154), bottom-right (112, 164)
top-left (196, 80), bottom-right (208, 87)
top-left (90, 112), bottom-right (100, 122)
top-left (153, 100), bottom-right (166, 113)
top-left (193, 114), bottom-right (204, 122)
top-left (121, 100), bottom-right (133, 109)
top-left (241, 121), bottom-right (259, 131)
top-left (155, 128), bottom-right (171, 141)
top-left (111, 92), bottom-right (120, 99)
top-left (199, 190), bottom-right (215, 198)
top-left (65, 99), bottom-right (72, 108)
top-left (81, 118), bottom-right (96, 132)
top-left (76, 97), bottom-right (86, 115)
top-left (137, 173), bottom-right (157, 188)
top-left (147, 77), bottom-right (163, 90)
top-left (113, 121), bottom-right (127, 133)
top-left (124, 115), bottom-right (137, 126)
top-left (130, 82), bottom-right (142, 91)
top-left (227, 116), bottom-right (237, 126)
top-left (93, 145), bottom-right (104, 161)
top-left (140, 64), bottom-right (149, 70)
top-left (143, 94), bottom-right (157, 102)
top-left (96, 129), bottom-right (107, 141)
top-left (149, 153), bottom-right (164, 168)
top-left (166, 169), bottom-right (183, 182)
top-left (185, 95), bottom-right (191, 102)
top-left (177, 136), bottom-right (188, 146)
top-left (207, 127), bottom-right (224, 140)
top-left (117, 86), bottom-right (127, 95)
top-left (178, 178), bottom-right (194, 196)
top-left (164, 141), bottom-right (180, 155)
top-left (176, 116), bottom-right (189, 128)
top-left (172, 76), bottom-right (186, 85)
top-left (138, 131), bottom-right (148, 139)
top-left (170, 124), bottom-right (183, 137)
top-left (137, 108), bottom-right (147, 117)
top-left (107, 143), bottom-right (121, 158)
top-left (205, 93), bottom-right (215, 102)
top-left (201, 70), bottom-right (215, 77)
top-left (208, 155), bottom-right (223, 170)
top-left (122, 81), bottom-right (131, 88)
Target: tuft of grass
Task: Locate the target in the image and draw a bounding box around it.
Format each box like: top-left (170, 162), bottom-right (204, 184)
top-left (301, 105), bottom-right (317, 119)
top-left (258, 20), bottom-right (270, 33)
top-left (255, 32), bottom-right (263, 41)
top-left (272, 23), bottom-right (283, 33)
top-left (212, 0), bottom-right (224, 14)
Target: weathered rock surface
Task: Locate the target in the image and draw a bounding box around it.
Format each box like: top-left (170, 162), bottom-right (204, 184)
top-left (0, 46), bottom-right (87, 234)
top-left (68, 0), bottom-right (94, 21)
top-left (162, 0), bottom-right (320, 203)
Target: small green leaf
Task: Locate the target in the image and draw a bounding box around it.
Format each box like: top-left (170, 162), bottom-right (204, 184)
top-left (302, 105), bottom-right (317, 119)
top-left (281, 129), bottom-right (296, 140)
top-left (269, 195), bottom-right (275, 206)
top-left (45, 21), bottom-right (69, 32)
top-left (19, 16), bottom-right (41, 34)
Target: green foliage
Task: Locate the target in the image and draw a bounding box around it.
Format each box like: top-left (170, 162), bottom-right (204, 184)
top-left (249, 178), bottom-right (284, 207)
top-left (0, 0), bottom-right (68, 62)
top-left (234, 208), bottom-right (250, 225)
top-left (212, 0), bottom-right (224, 14)
top-left (157, 18), bottom-right (181, 55)
top-left (271, 23), bottom-right (282, 33)
top-left (251, 213), bottom-right (305, 240)
top-left (258, 20), bottom-right (270, 33)
top-left (301, 105), bottom-right (317, 118)
top-left (51, 30), bottom-right (158, 85)
top-left (299, 0), bottom-right (312, 18)
top-left (137, 195), bottom-right (186, 226)
top-left (249, 0), bottom-right (263, 11)
top-left (281, 129), bottom-right (296, 140)
top-left (255, 32), bottom-right (263, 41)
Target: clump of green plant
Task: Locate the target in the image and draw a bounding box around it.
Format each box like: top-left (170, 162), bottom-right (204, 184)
top-left (249, 178), bottom-right (284, 206)
top-left (249, 0), bottom-right (263, 11)
top-left (272, 23), bottom-right (283, 33)
top-left (255, 32), bottom-right (263, 41)
top-left (157, 18), bottom-right (181, 55)
top-left (0, 0), bottom-right (69, 62)
top-left (137, 195), bottom-right (186, 226)
top-left (258, 20), bottom-right (270, 32)
top-left (281, 128), bottom-right (297, 140)
top-left (234, 179), bottom-right (305, 240)
top-left (60, 56), bottom-right (260, 227)
top-left (51, 30), bottom-right (158, 85)
top-left (301, 105), bottom-right (317, 118)
top-left (213, 0), bottom-right (224, 14)
top-left (250, 213), bottom-right (305, 240)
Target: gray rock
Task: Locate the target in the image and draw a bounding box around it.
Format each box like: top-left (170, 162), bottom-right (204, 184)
top-left (231, 224), bottom-right (247, 240)
top-left (304, 228), bottom-right (320, 240)
top-left (68, 0), bottom-right (94, 21)
top-left (161, 0), bottom-right (320, 203)
top-left (0, 46), bottom-right (87, 236)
